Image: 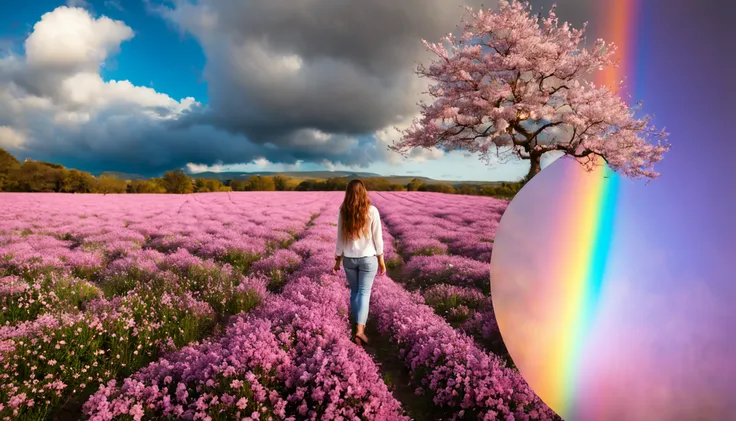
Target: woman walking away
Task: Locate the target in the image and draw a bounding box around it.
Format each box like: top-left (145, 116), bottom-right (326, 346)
top-left (332, 179), bottom-right (386, 345)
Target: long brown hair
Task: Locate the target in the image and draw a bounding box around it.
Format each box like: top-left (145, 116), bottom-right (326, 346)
top-left (340, 179), bottom-right (371, 240)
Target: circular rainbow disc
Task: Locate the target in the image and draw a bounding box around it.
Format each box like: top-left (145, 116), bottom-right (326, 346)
top-left (490, 156), bottom-right (736, 421)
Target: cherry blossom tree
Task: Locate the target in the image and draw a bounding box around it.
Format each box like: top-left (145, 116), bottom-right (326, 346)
top-left (390, 0), bottom-right (669, 181)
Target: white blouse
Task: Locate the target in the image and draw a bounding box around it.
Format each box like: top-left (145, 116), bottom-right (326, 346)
top-left (335, 205), bottom-right (384, 258)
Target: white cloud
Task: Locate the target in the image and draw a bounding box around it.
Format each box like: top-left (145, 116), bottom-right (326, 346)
top-left (226, 40), bottom-right (307, 86)
top-left (318, 159), bottom-right (366, 172)
top-left (59, 73), bottom-right (196, 117)
top-left (25, 6), bottom-right (133, 72)
top-left (53, 111), bottom-right (91, 125)
top-left (308, 129), bottom-right (331, 143)
top-left (282, 160), bottom-right (303, 171)
top-left (373, 113), bottom-right (445, 165)
top-left (150, 0), bottom-right (219, 39)
top-left (320, 159), bottom-right (337, 171)
top-left (253, 157), bottom-right (269, 167)
top-left (0, 0), bottom-right (536, 178)
top-left (186, 162), bottom-right (225, 173)
top-left (185, 158), bottom-right (308, 174)
top-left (0, 6), bottom-right (199, 156)
top-left (0, 126), bottom-right (27, 149)
top-left (288, 128), bottom-right (336, 147)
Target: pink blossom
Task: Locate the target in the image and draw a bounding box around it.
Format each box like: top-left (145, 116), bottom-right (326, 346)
top-left (390, 0), bottom-right (669, 181)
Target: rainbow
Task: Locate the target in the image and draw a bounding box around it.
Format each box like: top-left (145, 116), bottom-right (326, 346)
top-left (598, 0), bottom-right (643, 98)
top-left (538, 0), bottom-right (640, 417)
top-left (540, 159), bottom-right (619, 418)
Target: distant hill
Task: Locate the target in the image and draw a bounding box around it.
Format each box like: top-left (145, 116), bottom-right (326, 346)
top-left (187, 170), bottom-right (382, 180)
top-left (85, 169), bottom-right (511, 187)
top-left (381, 175), bottom-right (505, 187)
top-left (186, 170), bottom-right (508, 187)
top-left (96, 171), bottom-right (148, 181)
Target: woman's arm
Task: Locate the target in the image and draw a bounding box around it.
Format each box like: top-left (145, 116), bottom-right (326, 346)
top-left (371, 207), bottom-right (384, 257)
top-left (335, 210), bottom-right (344, 260)
top-left (333, 212), bottom-right (343, 273)
top-left (372, 208), bottom-right (386, 275)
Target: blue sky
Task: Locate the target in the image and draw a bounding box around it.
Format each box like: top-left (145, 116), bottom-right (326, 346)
top-left (0, 0), bottom-right (551, 180)
top-left (1, 0), bottom-right (208, 102)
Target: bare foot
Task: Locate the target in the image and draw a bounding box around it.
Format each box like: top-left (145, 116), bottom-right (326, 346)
top-left (355, 332), bottom-right (369, 345)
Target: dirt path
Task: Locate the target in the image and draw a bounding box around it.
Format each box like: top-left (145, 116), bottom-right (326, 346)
top-left (361, 322), bottom-right (438, 421)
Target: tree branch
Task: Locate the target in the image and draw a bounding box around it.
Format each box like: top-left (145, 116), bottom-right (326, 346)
top-left (531, 121), bottom-right (564, 139)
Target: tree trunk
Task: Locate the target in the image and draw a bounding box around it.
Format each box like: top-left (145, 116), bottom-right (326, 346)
top-left (525, 154), bottom-right (542, 181)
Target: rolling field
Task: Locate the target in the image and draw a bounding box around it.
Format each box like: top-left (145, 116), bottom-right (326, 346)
top-left (0, 192), bottom-right (558, 421)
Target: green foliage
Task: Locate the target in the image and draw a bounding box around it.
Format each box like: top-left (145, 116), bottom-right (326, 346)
top-left (0, 273), bottom-right (102, 325)
top-left (273, 175), bottom-right (288, 191)
top-left (2, 283), bottom-right (215, 420)
top-left (0, 148), bottom-right (21, 191)
top-left (456, 184), bottom-right (479, 195)
top-left (479, 181), bottom-right (524, 198)
top-left (229, 179), bottom-right (248, 191)
top-left (194, 178), bottom-right (229, 192)
top-left (163, 169), bottom-right (194, 194)
top-left (246, 175), bottom-right (276, 191)
top-left (362, 177), bottom-right (405, 191)
top-left (6, 160), bottom-right (67, 192)
top-left (411, 245), bottom-right (446, 257)
top-left (36, 161), bottom-right (64, 169)
top-left (63, 169), bottom-right (96, 193)
top-left (218, 249), bottom-right (261, 273)
top-left (406, 178), bottom-right (424, 191)
top-left (0, 147), bottom-right (19, 168)
top-left (323, 177), bottom-right (348, 191)
top-left (129, 179), bottom-right (167, 194)
top-left (151, 178), bottom-right (167, 191)
top-left (419, 183), bottom-right (455, 194)
top-left (0, 148), bottom-right (524, 198)
top-left (385, 255), bottom-right (403, 269)
top-left (94, 175), bottom-right (128, 194)
top-left (295, 177), bottom-right (404, 192)
top-left (194, 178), bottom-right (206, 192)
top-left (226, 287), bottom-right (263, 316)
top-left (295, 179), bottom-right (318, 191)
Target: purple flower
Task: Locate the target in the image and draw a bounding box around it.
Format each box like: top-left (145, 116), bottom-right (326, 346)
top-left (1, 191), bottom-right (556, 421)
top-left (404, 254), bottom-right (491, 291)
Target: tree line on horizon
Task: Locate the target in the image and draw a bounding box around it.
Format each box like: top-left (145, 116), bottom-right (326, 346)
top-left (0, 148), bottom-right (524, 198)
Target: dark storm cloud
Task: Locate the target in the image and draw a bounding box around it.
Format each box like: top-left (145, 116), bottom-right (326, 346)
top-left (22, 116), bottom-right (258, 176)
top-left (157, 0), bottom-right (496, 140)
top-left (23, 114), bottom-right (385, 176)
top-left (157, 0), bottom-right (598, 160)
top-left (2, 1), bottom-right (596, 175)
top-left (527, 0), bottom-right (592, 28)
top-left (168, 0), bottom-right (592, 173)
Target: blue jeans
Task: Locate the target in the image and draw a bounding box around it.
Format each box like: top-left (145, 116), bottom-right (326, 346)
top-left (342, 256), bottom-right (378, 325)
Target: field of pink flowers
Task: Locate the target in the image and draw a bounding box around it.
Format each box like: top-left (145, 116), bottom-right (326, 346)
top-left (0, 192), bottom-right (559, 421)
top-left (370, 192), bottom-right (511, 361)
